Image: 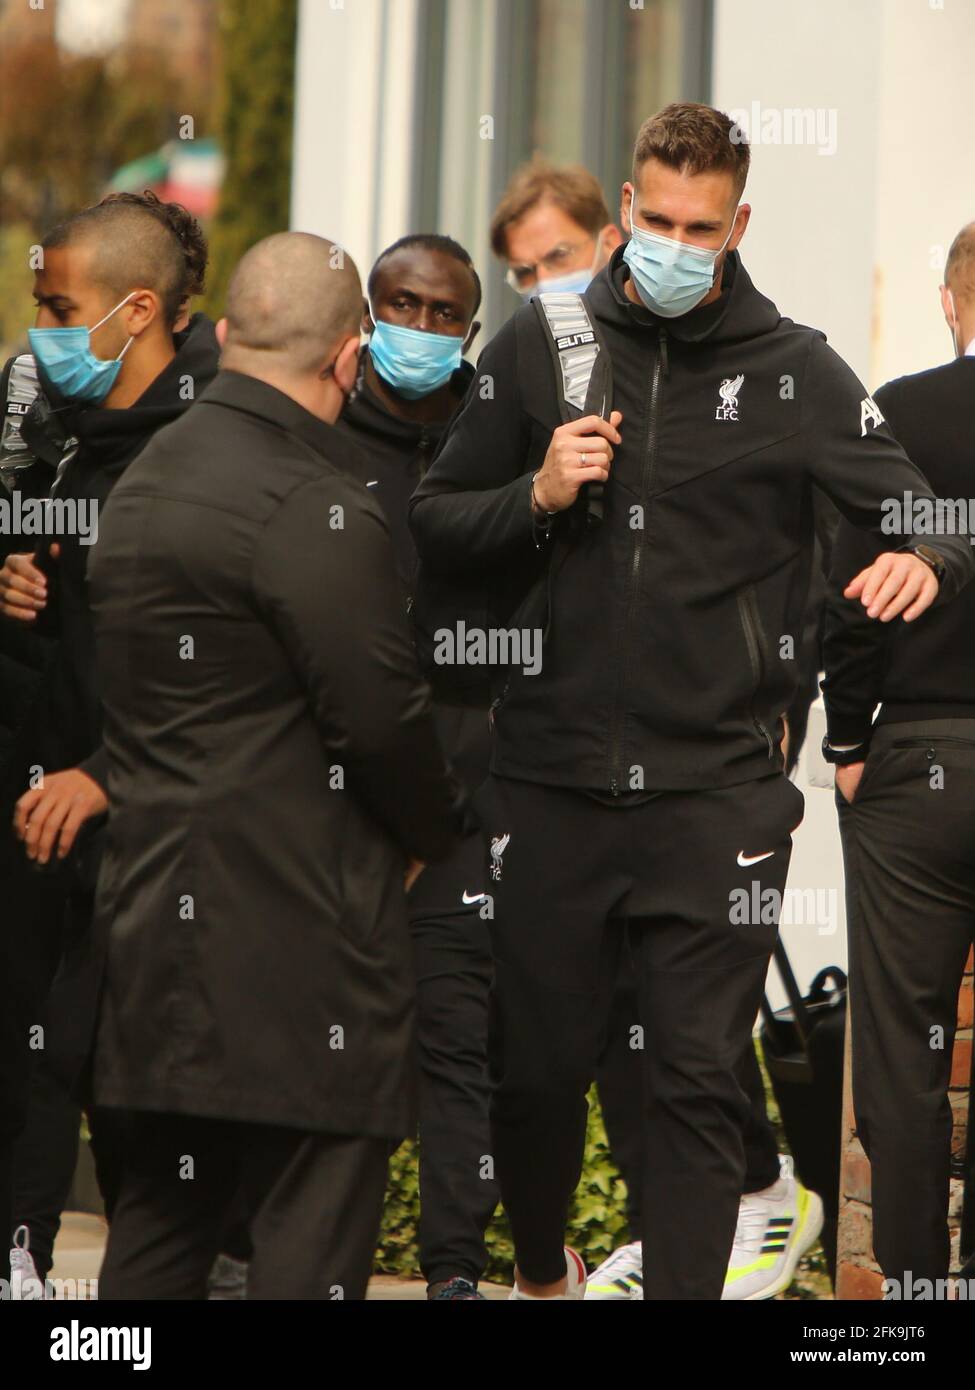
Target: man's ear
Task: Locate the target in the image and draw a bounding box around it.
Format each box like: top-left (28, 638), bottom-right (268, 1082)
top-left (940, 284), bottom-right (956, 329)
top-left (333, 332), bottom-right (361, 395)
top-left (463, 320), bottom-right (481, 354)
top-left (620, 182), bottom-right (635, 236)
top-left (215, 317), bottom-right (228, 349)
top-left (728, 203), bottom-right (751, 253)
top-left (123, 288), bottom-right (161, 338)
top-left (361, 296), bottom-right (374, 336)
top-left (600, 224), bottom-right (624, 258)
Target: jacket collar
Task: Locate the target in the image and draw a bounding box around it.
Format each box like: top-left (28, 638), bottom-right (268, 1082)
top-left (199, 369), bottom-right (350, 463)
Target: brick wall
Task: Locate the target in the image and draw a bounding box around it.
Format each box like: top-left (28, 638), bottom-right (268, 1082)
top-left (836, 949), bottom-right (973, 1299)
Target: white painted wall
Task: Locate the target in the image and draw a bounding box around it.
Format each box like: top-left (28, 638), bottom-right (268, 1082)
top-left (292, 0), bottom-right (419, 283)
top-left (871, 0), bottom-right (975, 385)
top-left (711, 0), bottom-right (884, 385)
top-left (712, 0), bottom-right (973, 391)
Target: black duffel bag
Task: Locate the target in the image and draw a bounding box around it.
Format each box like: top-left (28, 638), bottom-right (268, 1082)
top-left (760, 938), bottom-right (847, 1284)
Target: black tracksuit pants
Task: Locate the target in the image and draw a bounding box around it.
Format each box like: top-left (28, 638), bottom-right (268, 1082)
top-left (477, 771), bottom-right (803, 1299)
top-left (0, 848), bottom-right (69, 1269)
top-left (598, 974), bottom-right (781, 1239)
top-left (98, 1112), bottom-right (390, 1300)
top-left (839, 717), bottom-right (975, 1286)
top-left (411, 906), bottom-right (499, 1286)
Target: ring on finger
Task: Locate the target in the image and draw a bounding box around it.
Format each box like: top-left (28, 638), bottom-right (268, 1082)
top-left (580, 451), bottom-right (587, 466)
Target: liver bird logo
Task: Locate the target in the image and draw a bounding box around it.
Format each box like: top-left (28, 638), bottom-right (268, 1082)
top-left (719, 374), bottom-right (744, 409)
top-left (490, 832), bottom-right (511, 880)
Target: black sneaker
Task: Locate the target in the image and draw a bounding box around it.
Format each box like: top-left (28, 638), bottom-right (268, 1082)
top-left (428, 1276), bottom-right (486, 1300)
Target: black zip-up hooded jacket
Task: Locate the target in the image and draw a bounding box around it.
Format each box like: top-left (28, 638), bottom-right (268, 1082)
top-left (410, 248), bottom-right (974, 794)
top-left (336, 357), bottom-right (492, 917)
top-left (336, 355), bottom-right (475, 587)
top-left (35, 313), bottom-right (220, 792)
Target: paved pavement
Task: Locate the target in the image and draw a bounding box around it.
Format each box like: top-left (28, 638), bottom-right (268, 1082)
top-left (47, 1212), bottom-right (511, 1299)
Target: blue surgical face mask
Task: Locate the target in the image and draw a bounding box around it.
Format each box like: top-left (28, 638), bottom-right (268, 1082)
top-left (520, 247), bottom-right (602, 303)
top-left (623, 205), bottom-right (738, 318)
top-left (367, 304), bottom-right (465, 399)
top-left (28, 293), bottom-right (136, 405)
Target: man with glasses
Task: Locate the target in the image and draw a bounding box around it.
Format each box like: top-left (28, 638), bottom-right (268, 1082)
top-left (490, 159), bottom-right (623, 301)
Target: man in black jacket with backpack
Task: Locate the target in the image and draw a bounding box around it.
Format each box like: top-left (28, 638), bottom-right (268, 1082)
top-left (410, 102), bottom-right (974, 1300)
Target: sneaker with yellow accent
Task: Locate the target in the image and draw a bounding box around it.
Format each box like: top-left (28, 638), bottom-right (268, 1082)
top-left (721, 1172), bottom-right (824, 1301)
top-left (584, 1241), bottom-right (643, 1300)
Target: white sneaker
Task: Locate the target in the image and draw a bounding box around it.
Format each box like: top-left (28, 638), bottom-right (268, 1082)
top-left (584, 1240), bottom-right (643, 1300)
top-left (509, 1246), bottom-right (587, 1300)
top-left (10, 1225), bottom-right (47, 1300)
top-left (722, 1165), bottom-right (824, 1301)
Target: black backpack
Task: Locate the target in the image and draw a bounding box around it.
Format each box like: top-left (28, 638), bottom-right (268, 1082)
top-left (760, 939), bottom-right (847, 1285)
top-left (411, 292), bottom-right (613, 703)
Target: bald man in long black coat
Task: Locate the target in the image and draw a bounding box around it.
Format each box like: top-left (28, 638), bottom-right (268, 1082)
top-left (88, 234), bottom-right (464, 1300)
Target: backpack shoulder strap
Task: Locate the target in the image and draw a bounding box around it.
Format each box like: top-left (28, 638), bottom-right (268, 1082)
top-left (532, 292), bottom-right (613, 527)
top-left (532, 292), bottom-right (613, 423)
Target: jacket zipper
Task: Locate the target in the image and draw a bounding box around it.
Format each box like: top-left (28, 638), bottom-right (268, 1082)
top-left (737, 586), bottom-right (774, 758)
top-left (607, 331), bottom-right (665, 794)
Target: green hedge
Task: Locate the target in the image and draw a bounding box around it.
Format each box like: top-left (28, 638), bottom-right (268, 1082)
top-left (375, 1089), bottom-right (629, 1283)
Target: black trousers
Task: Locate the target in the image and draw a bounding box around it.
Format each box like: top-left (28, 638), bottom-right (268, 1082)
top-left (411, 914), bottom-right (779, 1284)
top-left (597, 975), bottom-right (781, 1239)
top-left (478, 771), bottom-right (803, 1298)
top-left (98, 1111), bottom-right (390, 1300)
top-left (10, 883), bottom-right (122, 1275)
top-left (0, 848), bottom-right (69, 1264)
top-left (840, 718), bottom-right (975, 1286)
top-left (411, 908), bottom-right (500, 1286)
top-left (9, 1040), bottom-right (79, 1279)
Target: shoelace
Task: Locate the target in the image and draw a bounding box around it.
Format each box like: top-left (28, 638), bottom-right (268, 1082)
top-left (730, 1200), bottom-right (771, 1258)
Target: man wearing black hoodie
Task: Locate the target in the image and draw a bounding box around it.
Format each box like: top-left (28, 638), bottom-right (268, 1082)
top-left (0, 193), bottom-right (219, 1286)
top-left (335, 234), bottom-right (500, 1299)
top-left (410, 103), bottom-right (974, 1300)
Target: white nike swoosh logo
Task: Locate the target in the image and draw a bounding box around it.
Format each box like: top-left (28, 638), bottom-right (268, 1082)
top-left (366, 480), bottom-right (379, 487)
top-left (737, 850), bottom-right (775, 867)
top-left (461, 891), bottom-right (486, 904)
